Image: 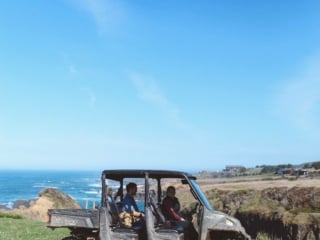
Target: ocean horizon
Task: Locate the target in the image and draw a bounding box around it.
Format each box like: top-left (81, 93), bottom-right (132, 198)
top-left (0, 169), bottom-right (102, 209)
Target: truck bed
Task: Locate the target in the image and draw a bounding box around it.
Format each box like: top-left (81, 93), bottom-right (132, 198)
top-left (47, 209), bottom-right (99, 229)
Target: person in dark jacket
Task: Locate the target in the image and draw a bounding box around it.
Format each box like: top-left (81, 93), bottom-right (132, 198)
top-left (162, 186), bottom-right (198, 240)
top-left (162, 186), bottom-right (186, 223)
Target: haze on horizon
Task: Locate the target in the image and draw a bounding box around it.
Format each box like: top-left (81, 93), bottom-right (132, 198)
top-left (0, 1), bottom-right (320, 172)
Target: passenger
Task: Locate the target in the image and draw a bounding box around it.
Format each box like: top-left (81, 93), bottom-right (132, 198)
top-left (162, 186), bottom-right (198, 240)
top-left (161, 186), bottom-right (186, 224)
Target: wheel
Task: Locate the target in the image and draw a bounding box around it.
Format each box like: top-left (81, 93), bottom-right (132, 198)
top-left (62, 237), bottom-right (78, 240)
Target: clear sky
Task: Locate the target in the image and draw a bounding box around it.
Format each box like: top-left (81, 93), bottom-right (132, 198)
top-left (0, 0), bottom-right (319, 172)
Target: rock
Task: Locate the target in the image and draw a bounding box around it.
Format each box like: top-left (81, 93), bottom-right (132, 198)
top-left (12, 199), bottom-right (34, 209)
top-left (0, 204), bottom-right (9, 210)
top-left (11, 188), bottom-right (81, 221)
top-left (39, 188), bottom-right (81, 209)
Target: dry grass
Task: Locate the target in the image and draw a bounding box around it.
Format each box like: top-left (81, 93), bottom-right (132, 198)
top-left (198, 175), bottom-right (320, 229)
top-left (197, 175), bottom-right (320, 192)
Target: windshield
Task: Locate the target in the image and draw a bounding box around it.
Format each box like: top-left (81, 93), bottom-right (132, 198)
top-left (189, 179), bottom-right (213, 211)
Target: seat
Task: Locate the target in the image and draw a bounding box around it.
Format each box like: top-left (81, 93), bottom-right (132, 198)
top-left (107, 199), bottom-right (121, 225)
top-left (149, 196), bottom-right (184, 235)
top-left (150, 197), bottom-right (166, 225)
top-left (107, 199), bottom-right (142, 237)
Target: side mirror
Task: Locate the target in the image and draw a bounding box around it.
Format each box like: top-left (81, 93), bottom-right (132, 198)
top-left (181, 179), bottom-right (188, 184)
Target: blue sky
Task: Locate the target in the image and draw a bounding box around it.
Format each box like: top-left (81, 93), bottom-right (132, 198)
top-left (0, 0), bottom-right (319, 172)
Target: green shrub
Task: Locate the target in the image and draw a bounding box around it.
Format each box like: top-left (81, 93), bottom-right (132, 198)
top-left (256, 232), bottom-right (271, 240)
top-left (0, 212), bottom-right (23, 219)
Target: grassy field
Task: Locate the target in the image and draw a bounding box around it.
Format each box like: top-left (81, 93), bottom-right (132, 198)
top-left (1, 213), bottom-right (271, 240)
top-left (0, 213), bottom-right (69, 240)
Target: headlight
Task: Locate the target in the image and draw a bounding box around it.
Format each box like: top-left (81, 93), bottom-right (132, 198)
top-left (225, 219), bottom-right (234, 226)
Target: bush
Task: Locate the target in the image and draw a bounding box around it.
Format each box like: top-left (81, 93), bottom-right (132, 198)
top-left (256, 232), bottom-right (271, 240)
top-left (311, 161), bottom-right (320, 170)
top-left (0, 212), bottom-right (23, 219)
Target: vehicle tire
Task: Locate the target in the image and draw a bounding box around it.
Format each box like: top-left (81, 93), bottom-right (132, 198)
top-left (62, 237), bottom-right (78, 240)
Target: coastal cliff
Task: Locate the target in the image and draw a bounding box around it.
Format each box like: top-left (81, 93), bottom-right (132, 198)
top-left (207, 186), bottom-right (320, 239)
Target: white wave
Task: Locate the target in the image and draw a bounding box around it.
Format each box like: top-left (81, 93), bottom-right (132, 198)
top-left (78, 197), bottom-right (100, 201)
top-left (105, 183), bottom-right (120, 189)
top-left (88, 183), bottom-right (101, 188)
top-left (0, 201), bottom-right (14, 209)
top-left (84, 191), bottom-right (100, 195)
top-left (80, 189), bottom-right (101, 195)
top-left (7, 202), bottom-right (13, 209)
top-left (32, 184), bottom-right (58, 189)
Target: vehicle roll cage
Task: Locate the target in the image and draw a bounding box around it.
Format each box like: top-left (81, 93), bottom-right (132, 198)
top-left (101, 169), bottom-right (199, 207)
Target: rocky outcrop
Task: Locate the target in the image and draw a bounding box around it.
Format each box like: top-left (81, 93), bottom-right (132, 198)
top-left (9, 188), bottom-right (81, 221)
top-left (207, 187), bottom-right (320, 239)
top-left (39, 188), bottom-right (81, 209)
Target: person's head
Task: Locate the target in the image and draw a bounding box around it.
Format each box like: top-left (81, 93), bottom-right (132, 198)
top-left (166, 186), bottom-right (176, 198)
top-left (126, 182), bottom-right (137, 196)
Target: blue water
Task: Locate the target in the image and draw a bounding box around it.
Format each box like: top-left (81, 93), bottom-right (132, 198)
top-left (0, 170), bottom-right (102, 209)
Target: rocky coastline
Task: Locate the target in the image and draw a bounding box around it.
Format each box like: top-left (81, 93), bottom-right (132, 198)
top-left (0, 188), bottom-right (80, 221)
top-left (207, 184), bottom-right (320, 239)
top-left (2, 178), bottom-right (320, 239)
top-left (0, 199), bottom-right (36, 210)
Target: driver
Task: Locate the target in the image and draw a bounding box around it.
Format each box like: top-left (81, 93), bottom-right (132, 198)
top-left (122, 182), bottom-right (145, 218)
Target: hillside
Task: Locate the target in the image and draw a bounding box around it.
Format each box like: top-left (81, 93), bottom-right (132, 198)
top-left (198, 175), bottom-right (320, 239)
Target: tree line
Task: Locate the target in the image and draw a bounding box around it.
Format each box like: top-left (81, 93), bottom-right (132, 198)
top-left (257, 161), bottom-right (320, 174)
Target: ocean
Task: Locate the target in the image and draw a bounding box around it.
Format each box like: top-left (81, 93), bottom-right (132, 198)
top-left (0, 170), bottom-right (102, 209)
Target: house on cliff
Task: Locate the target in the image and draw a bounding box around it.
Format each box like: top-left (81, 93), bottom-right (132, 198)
top-left (276, 168), bottom-right (308, 176)
top-left (222, 165), bottom-right (245, 176)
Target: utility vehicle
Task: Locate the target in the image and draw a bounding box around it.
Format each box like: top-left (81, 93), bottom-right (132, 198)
top-left (47, 169), bottom-right (250, 240)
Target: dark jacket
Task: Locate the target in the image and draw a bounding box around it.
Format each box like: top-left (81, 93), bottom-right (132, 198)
top-left (161, 196), bottom-right (182, 221)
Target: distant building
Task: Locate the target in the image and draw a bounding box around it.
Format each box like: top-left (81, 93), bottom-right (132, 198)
top-left (223, 165), bottom-right (245, 175)
top-left (276, 168), bottom-right (308, 176)
top-left (276, 168), bottom-right (293, 175)
top-left (295, 169), bottom-right (308, 176)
